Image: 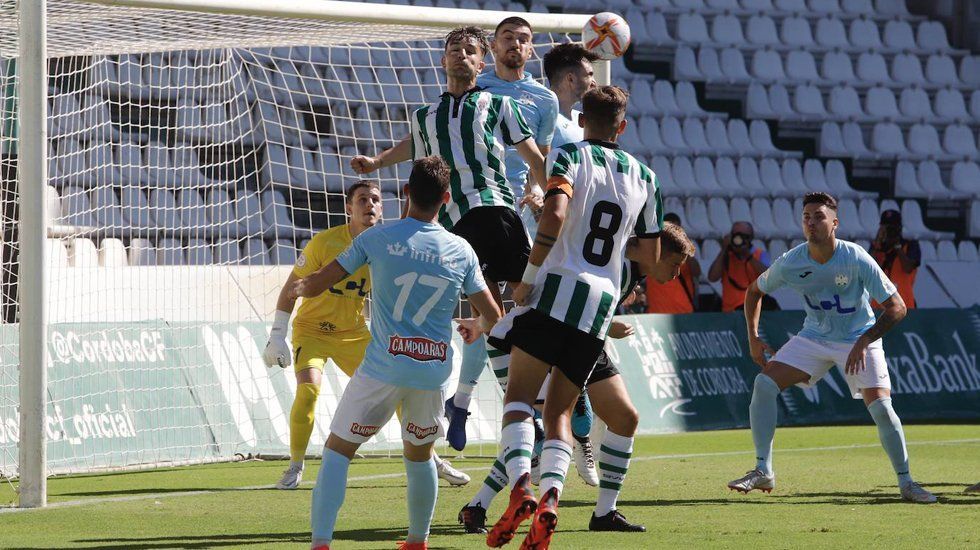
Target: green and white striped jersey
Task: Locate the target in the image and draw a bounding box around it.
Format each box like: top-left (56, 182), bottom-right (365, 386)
top-left (531, 140), bottom-right (663, 338)
top-left (410, 87), bottom-right (533, 229)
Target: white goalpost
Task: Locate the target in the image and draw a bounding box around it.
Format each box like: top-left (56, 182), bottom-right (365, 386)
top-left (1, 0), bottom-right (606, 508)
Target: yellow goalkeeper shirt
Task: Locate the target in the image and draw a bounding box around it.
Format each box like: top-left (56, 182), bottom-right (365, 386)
top-left (292, 224), bottom-right (371, 338)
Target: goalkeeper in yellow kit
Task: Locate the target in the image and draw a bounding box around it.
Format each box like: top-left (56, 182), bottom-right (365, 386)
top-left (263, 180), bottom-right (470, 489)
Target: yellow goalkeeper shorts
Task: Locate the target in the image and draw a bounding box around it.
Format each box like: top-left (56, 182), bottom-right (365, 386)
top-left (292, 329), bottom-right (370, 378)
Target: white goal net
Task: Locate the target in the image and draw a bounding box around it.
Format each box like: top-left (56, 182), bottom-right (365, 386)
top-left (0, 0), bottom-right (593, 497)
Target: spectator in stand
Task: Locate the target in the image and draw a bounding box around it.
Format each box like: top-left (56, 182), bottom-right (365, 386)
top-left (869, 209), bottom-right (920, 309)
top-left (708, 221), bottom-right (770, 312)
top-left (646, 213), bottom-right (701, 314)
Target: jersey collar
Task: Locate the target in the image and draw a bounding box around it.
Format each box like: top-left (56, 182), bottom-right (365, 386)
top-left (585, 139), bottom-right (621, 150)
top-left (441, 85), bottom-right (482, 100)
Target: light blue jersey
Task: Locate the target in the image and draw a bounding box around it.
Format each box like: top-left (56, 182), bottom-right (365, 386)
top-left (757, 239), bottom-right (897, 343)
top-left (476, 71), bottom-right (558, 199)
top-left (336, 218), bottom-right (487, 390)
top-left (551, 110), bottom-right (583, 149)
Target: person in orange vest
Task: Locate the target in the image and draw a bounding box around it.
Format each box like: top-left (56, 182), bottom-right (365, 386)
top-left (646, 213), bottom-right (701, 314)
top-left (708, 221), bottom-right (771, 312)
top-left (869, 209), bottom-right (920, 309)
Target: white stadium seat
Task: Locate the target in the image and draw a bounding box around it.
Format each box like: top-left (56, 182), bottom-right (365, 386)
top-left (780, 17), bottom-right (814, 49)
top-left (871, 122), bottom-right (908, 158)
top-left (883, 20), bottom-right (918, 52)
top-left (958, 241), bottom-right (979, 262)
top-left (821, 50), bottom-right (856, 84)
top-left (720, 48), bottom-right (753, 84)
top-left (937, 240), bottom-right (958, 261)
top-left (926, 54), bottom-right (960, 87)
top-left (891, 53), bottom-right (926, 87)
top-left (747, 15), bottom-right (781, 48)
top-left (815, 16), bottom-right (849, 50)
top-left (99, 238), bottom-right (128, 267)
top-left (848, 18), bottom-right (882, 51)
top-left (842, 122), bottom-right (873, 158)
top-left (820, 121), bottom-right (848, 156)
top-left (951, 161), bottom-right (980, 195)
top-left (917, 21), bottom-right (952, 53)
top-left (919, 240), bottom-right (937, 262)
top-left (899, 87), bottom-right (935, 121)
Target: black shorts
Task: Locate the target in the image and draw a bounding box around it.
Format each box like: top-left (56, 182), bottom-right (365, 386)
top-left (586, 350), bottom-right (620, 386)
top-left (507, 308), bottom-right (605, 390)
top-left (450, 206), bottom-right (529, 284)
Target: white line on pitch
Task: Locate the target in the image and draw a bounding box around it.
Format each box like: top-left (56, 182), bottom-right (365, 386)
top-left (2, 437), bottom-right (977, 514)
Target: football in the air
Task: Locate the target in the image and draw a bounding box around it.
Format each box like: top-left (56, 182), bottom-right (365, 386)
top-left (582, 12), bottom-right (631, 60)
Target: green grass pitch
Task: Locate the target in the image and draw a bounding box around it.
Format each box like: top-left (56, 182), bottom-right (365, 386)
top-left (2, 424), bottom-right (978, 549)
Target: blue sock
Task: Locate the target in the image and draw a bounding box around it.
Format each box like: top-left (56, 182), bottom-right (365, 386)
top-left (404, 457), bottom-right (438, 543)
top-left (571, 391), bottom-right (593, 439)
top-left (867, 397), bottom-right (912, 487)
top-left (311, 448), bottom-right (350, 545)
top-left (454, 336), bottom-right (488, 409)
top-left (532, 410), bottom-right (544, 459)
top-left (750, 374), bottom-right (780, 476)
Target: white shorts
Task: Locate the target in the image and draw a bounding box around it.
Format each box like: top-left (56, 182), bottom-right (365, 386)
top-left (772, 335), bottom-right (890, 399)
top-left (329, 369), bottom-right (447, 445)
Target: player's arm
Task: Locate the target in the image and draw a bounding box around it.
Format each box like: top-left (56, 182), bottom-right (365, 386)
top-left (457, 288), bottom-right (503, 344)
top-left (744, 279), bottom-right (775, 368)
top-left (262, 272), bottom-right (302, 368)
top-left (513, 191), bottom-right (568, 306)
top-left (288, 260), bottom-right (350, 300)
top-left (515, 139), bottom-right (547, 211)
top-left (351, 136), bottom-right (411, 174)
top-left (845, 292), bottom-right (906, 374)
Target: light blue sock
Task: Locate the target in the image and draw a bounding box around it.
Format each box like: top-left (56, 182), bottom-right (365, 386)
top-left (532, 410), bottom-right (544, 459)
top-left (750, 374), bottom-right (780, 476)
top-left (404, 457), bottom-right (438, 544)
top-left (311, 448), bottom-right (350, 546)
top-left (454, 336), bottom-right (489, 409)
top-left (867, 397), bottom-right (912, 487)
top-left (571, 391), bottom-right (593, 439)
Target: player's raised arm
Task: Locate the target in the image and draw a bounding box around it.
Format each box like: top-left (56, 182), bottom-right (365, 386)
top-left (351, 135), bottom-right (412, 174)
top-left (514, 190), bottom-right (568, 306)
top-left (288, 260), bottom-right (350, 300)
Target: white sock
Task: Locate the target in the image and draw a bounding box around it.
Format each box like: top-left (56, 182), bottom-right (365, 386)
top-left (290, 460), bottom-right (304, 470)
top-left (469, 448), bottom-right (508, 508)
top-left (595, 430), bottom-right (633, 517)
top-left (501, 420), bottom-right (535, 489)
top-left (539, 439), bottom-right (573, 497)
top-left (453, 384), bottom-right (475, 410)
top-left (488, 350), bottom-right (509, 391)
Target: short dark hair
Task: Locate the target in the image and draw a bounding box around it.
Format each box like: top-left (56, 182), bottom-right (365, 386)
top-left (408, 156), bottom-right (450, 210)
top-left (661, 222), bottom-right (696, 258)
top-left (802, 191), bottom-right (838, 211)
top-left (542, 42), bottom-right (600, 85)
top-left (495, 16), bottom-right (532, 36)
top-left (445, 26), bottom-right (490, 57)
top-left (663, 212), bottom-right (682, 226)
top-left (345, 180), bottom-right (381, 204)
top-left (581, 85), bottom-right (629, 132)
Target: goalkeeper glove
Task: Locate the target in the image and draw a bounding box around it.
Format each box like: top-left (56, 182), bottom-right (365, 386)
top-left (263, 310), bottom-right (292, 368)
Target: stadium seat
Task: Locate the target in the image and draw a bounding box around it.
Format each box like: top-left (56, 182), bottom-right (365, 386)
top-left (120, 186), bottom-right (152, 232)
top-left (750, 120), bottom-right (787, 157)
top-left (951, 161), bottom-right (980, 195)
top-left (128, 238), bottom-right (155, 266)
top-left (916, 160), bottom-right (966, 199)
top-left (802, 159), bottom-right (834, 195)
top-left (751, 48), bottom-right (786, 83)
top-left (808, 0), bottom-right (841, 15)
top-left (708, 197), bottom-right (734, 235)
top-left (694, 156), bottom-right (726, 195)
top-left (736, 157), bottom-right (770, 198)
top-left (674, 46), bottom-right (702, 81)
top-left (683, 119), bottom-right (713, 155)
top-left (61, 186), bottom-right (95, 228)
top-left (706, 118), bottom-right (736, 155)
top-left (820, 50), bottom-right (856, 84)
top-left (902, 199), bottom-right (950, 240)
top-left (936, 240), bottom-right (958, 261)
top-left (678, 13), bottom-right (711, 44)
top-left (883, 19), bottom-right (918, 52)
top-left (907, 123), bottom-right (945, 161)
top-left (176, 189), bottom-right (208, 235)
top-left (837, 199), bottom-right (865, 239)
top-left (652, 80), bottom-right (682, 117)
top-left (750, 198), bottom-right (780, 239)
top-left (926, 54), bottom-right (961, 87)
top-left (90, 185), bottom-right (125, 235)
top-left (242, 238), bottom-right (270, 265)
top-left (661, 117), bottom-right (692, 155)
top-left (780, 16), bottom-right (814, 49)
top-left (727, 119), bottom-right (758, 157)
top-left (747, 15), bottom-right (780, 48)
top-left (663, 197), bottom-right (686, 225)
top-left (856, 52), bottom-right (890, 85)
top-left (647, 12), bottom-right (675, 46)
top-left (145, 143), bottom-right (178, 188)
top-left (793, 84), bottom-right (827, 119)
top-left (960, 56), bottom-right (980, 87)
top-left (828, 85), bottom-right (865, 121)
top-left (672, 157), bottom-right (700, 197)
top-left (45, 186), bottom-right (62, 227)
top-left (815, 16), bottom-right (849, 50)
top-left (652, 156), bottom-right (676, 196)
top-left (685, 197), bottom-right (716, 238)
top-left (871, 121), bottom-right (908, 158)
top-left (262, 189), bottom-right (309, 239)
top-left (742, 0), bottom-right (777, 12)
top-left (786, 50), bottom-right (820, 83)
top-left (629, 81), bottom-right (655, 116)
top-left (934, 88), bottom-right (969, 122)
top-left (185, 239), bottom-right (213, 265)
top-left (712, 13), bottom-right (745, 46)
top-left (69, 238), bottom-right (99, 268)
top-left (767, 84), bottom-right (795, 119)
top-left (771, 198), bottom-right (799, 237)
top-left (942, 124), bottom-right (979, 159)
top-left (894, 161), bottom-right (926, 198)
top-left (713, 157), bottom-right (740, 195)
top-left (899, 86), bottom-right (935, 121)
top-left (208, 189), bottom-right (240, 238)
top-left (639, 117), bottom-right (666, 153)
top-left (842, 121), bottom-right (873, 158)
top-left (848, 18), bottom-right (882, 51)
top-left (774, 0), bottom-right (807, 14)
top-left (917, 21), bottom-right (952, 53)
top-left (720, 48), bottom-right (753, 85)
top-left (156, 238), bottom-right (185, 266)
top-left (958, 241), bottom-right (979, 262)
top-left (970, 90), bottom-right (980, 119)
top-left (729, 198), bottom-right (755, 233)
top-left (270, 239), bottom-right (298, 264)
top-left (919, 239), bottom-right (937, 262)
top-left (820, 121), bottom-right (848, 156)
top-left (780, 159), bottom-right (810, 195)
top-left (99, 238), bottom-right (127, 267)
top-left (891, 53), bottom-right (926, 87)
top-left (747, 83), bottom-right (775, 119)
top-left (698, 47), bottom-right (726, 82)
top-left (874, 0), bottom-right (909, 17)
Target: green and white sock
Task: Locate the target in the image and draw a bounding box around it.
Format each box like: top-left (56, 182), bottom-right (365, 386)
top-left (596, 430), bottom-right (633, 516)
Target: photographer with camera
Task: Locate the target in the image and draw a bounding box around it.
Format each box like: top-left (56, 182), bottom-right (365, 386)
top-left (870, 209), bottom-right (920, 309)
top-left (708, 221), bottom-right (771, 312)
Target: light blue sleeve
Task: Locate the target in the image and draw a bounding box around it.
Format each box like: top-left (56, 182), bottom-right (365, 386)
top-left (335, 233), bottom-right (369, 274)
top-left (535, 92), bottom-right (558, 146)
top-left (856, 246), bottom-right (898, 303)
top-left (755, 253), bottom-right (786, 294)
top-left (462, 244), bottom-right (488, 295)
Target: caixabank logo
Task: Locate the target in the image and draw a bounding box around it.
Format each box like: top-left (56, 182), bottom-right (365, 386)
top-left (387, 335), bottom-right (447, 362)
